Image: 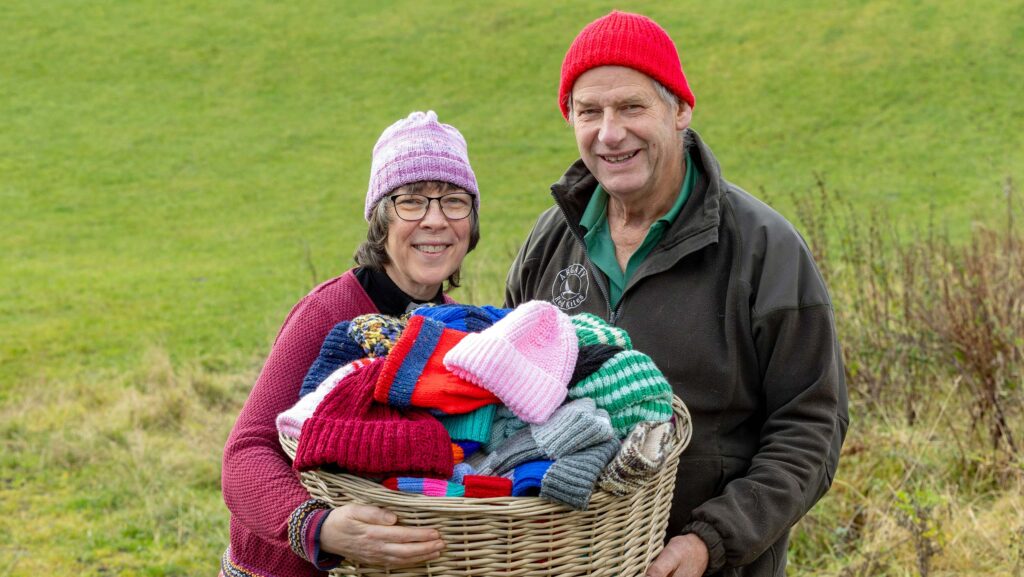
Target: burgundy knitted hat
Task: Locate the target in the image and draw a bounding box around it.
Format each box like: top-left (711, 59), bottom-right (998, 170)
top-left (366, 110), bottom-right (479, 221)
top-left (294, 358), bottom-right (454, 479)
top-left (559, 11), bottom-right (695, 119)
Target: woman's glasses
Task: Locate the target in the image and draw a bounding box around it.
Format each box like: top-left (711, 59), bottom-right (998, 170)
top-left (390, 192), bottom-right (474, 221)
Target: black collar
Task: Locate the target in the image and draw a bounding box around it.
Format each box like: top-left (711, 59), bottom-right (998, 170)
top-left (353, 266), bottom-right (444, 316)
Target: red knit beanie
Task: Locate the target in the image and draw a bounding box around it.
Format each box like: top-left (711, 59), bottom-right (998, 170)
top-left (294, 357), bottom-right (454, 479)
top-left (559, 10), bottom-right (695, 119)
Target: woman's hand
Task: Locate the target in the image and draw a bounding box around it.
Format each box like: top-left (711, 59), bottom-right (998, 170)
top-left (319, 504), bottom-right (446, 567)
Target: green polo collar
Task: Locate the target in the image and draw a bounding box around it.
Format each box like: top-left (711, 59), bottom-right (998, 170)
top-left (580, 149), bottom-right (698, 309)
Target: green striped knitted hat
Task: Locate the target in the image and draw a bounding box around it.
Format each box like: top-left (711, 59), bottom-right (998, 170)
top-left (571, 313), bottom-right (633, 349)
top-left (568, 349), bottom-right (672, 437)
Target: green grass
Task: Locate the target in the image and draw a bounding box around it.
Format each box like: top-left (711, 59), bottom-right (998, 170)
top-left (1, 0), bottom-right (1022, 574)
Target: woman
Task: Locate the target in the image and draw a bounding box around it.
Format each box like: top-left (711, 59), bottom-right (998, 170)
top-left (220, 111), bottom-right (480, 577)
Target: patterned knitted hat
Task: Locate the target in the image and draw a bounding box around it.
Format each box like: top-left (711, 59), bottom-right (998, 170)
top-left (413, 304), bottom-right (512, 333)
top-left (570, 344), bottom-right (624, 387)
top-left (568, 349), bottom-right (673, 438)
top-left (348, 314), bottom-right (406, 358)
top-left (374, 315), bottom-right (500, 415)
top-left (439, 404), bottom-right (495, 444)
top-left (540, 437), bottom-right (620, 510)
top-left (464, 475), bottom-right (513, 498)
top-left (444, 300), bottom-right (578, 424)
top-left (300, 321), bottom-right (365, 398)
top-left (530, 398), bottom-right (615, 458)
top-left (559, 11), bottom-right (694, 119)
top-left (484, 405), bottom-right (528, 453)
top-left (477, 427), bottom-right (546, 476)
top-left (383, 477), bottom-right (466, 497)
top-left (510, 460), bottom-right (553, 497)
top-left (598, 421), bottom-right (674, 496)
top-left (571, 313), bottom-right (633, 349)
top-left (366, 110), bottom-right (479, 221)
top-left (278, 359), bottom-right (373, 438)
top-left (294, 358), bottom-right (454, 478)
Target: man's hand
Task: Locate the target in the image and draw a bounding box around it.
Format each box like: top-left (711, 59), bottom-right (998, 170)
top-left (319, 504), bottom-right (445, 567)
top-left (646, 534), bottom-right (709, 577)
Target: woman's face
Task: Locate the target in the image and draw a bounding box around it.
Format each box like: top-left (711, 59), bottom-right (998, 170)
top-left (383, 184), bottom-right (472, 301)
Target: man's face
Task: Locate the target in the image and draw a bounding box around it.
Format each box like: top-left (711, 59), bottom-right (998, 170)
top-left (571, 66), bottom-right (691, 204)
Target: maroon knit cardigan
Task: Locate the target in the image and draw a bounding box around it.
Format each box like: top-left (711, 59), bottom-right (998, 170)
top-left (220, 269), bottom-right (452, 577)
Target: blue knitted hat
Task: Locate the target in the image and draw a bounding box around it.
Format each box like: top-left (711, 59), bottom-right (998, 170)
top-left (510, 460), bottom-right (553, 496)
top-left (299, 321), bottom-right (365, 397)
top-left (413, 304), bottom-right (512, 333)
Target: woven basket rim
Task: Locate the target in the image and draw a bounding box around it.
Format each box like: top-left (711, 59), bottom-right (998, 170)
top-left (281, 395), bottom-right (691, 511)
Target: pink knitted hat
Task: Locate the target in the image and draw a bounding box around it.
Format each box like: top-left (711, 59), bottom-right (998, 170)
top-left (293, 358), bottom-right (454, 478)
top-left (365, 110), bottom-right (479, 221)
top-left (443, 300), bottom-right (578, 424)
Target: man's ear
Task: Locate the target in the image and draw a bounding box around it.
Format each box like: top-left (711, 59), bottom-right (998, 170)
top-left (675, 102), bottom-right (692, 131)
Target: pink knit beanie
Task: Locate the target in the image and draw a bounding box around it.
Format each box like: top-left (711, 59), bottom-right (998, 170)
top-left (293, 357), bottom-right (454, 478)
top-left (365, 110), bottom-right (479, 221)
top-left (443, 300), bottom-right (578, 424)
top-left (559, 11), bottom-right (695, 119)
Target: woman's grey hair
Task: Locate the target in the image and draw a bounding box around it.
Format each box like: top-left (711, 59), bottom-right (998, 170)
top-left (353, 180), bottom-right (480, 290)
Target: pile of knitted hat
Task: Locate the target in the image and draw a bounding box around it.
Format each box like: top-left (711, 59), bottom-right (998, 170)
top-left (277, 301), bottom-right (676, 509)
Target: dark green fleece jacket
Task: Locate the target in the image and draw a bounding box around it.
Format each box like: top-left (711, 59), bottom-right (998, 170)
top-left (505, 130), bottom-right (849, 576)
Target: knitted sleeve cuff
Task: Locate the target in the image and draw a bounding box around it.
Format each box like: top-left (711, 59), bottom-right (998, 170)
top-left (288, 499), bottom-right (341, 570)
top-left (679, 521), bottom-right (726, 576)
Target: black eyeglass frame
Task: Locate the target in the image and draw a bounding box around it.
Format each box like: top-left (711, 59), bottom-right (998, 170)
top-left (388, 192), bottom-right (474, 222)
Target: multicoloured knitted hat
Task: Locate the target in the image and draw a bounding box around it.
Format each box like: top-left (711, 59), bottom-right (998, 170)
top-left (278, 358), bottom-right (373, 438)
top-left (568, 349), bottom-right (673, 438)
top-left (540, 437), bottom-right (620, 510)
top-left (293, 358), bottom-right (454, 478)
top-left (444, 300), bottom-right (578, 424)
top-left (510, 460), bottom-right (553, 497)
top-left (300, 321), bottom-right (366, 398)
top-left (439, 404), bottom-right (496, 444)
top-left (374, 315), bottom-right (500, 415)
top-left (570, 313), bottom-right (633, 349)
top-left (558, 11), bottom-right (695, 119)
top-left (347, 314), bottom-right (406, 358)
top-left (366, 110), bottom-right (479, 221)
top-left (383, 477), bottom-right (466, 497)
top-left (598, 421), bottom-right (674, 496)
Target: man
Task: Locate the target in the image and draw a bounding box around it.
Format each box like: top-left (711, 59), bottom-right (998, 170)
top-left (505, 11), bottom-right (849, 577)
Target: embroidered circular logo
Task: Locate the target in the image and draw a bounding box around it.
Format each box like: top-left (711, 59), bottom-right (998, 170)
top-left (552, 264), bottom-right (589, 310)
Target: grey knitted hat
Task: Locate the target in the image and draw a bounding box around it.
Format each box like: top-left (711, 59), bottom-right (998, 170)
top-left (540, 437), bottom-right (621, 510)
top-left (598, 421), bottom-right (673, 495)
top-left (477, 427), bottom-right (545, 476)
top-left (531, 398), bottom-right (614, 458)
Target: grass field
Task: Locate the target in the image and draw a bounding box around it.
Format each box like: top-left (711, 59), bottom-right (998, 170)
top-left (1, 1), bottom-right (1022, 575)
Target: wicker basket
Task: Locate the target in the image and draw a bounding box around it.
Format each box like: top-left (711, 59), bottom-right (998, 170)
top-left (280, 395), bottom-right (691, 577)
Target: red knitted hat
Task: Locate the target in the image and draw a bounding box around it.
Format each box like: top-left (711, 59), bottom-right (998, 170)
top-left (375, 315), bottom-right (500, 415)
top-left (294, 358), bottom-right (454, 479)
top-left (464, 475), bottom-right (513, 498)
top-left (558, 10), bottom-right (695, 119)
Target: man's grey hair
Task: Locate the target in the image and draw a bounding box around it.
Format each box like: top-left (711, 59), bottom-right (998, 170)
top-left (353, 180), bottom-right (480, 290)
top-left (565, 78), bottom-right (681, 124)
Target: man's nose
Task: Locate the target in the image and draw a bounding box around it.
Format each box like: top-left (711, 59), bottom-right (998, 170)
top-left (598, 113), bottom-right (625, 146)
